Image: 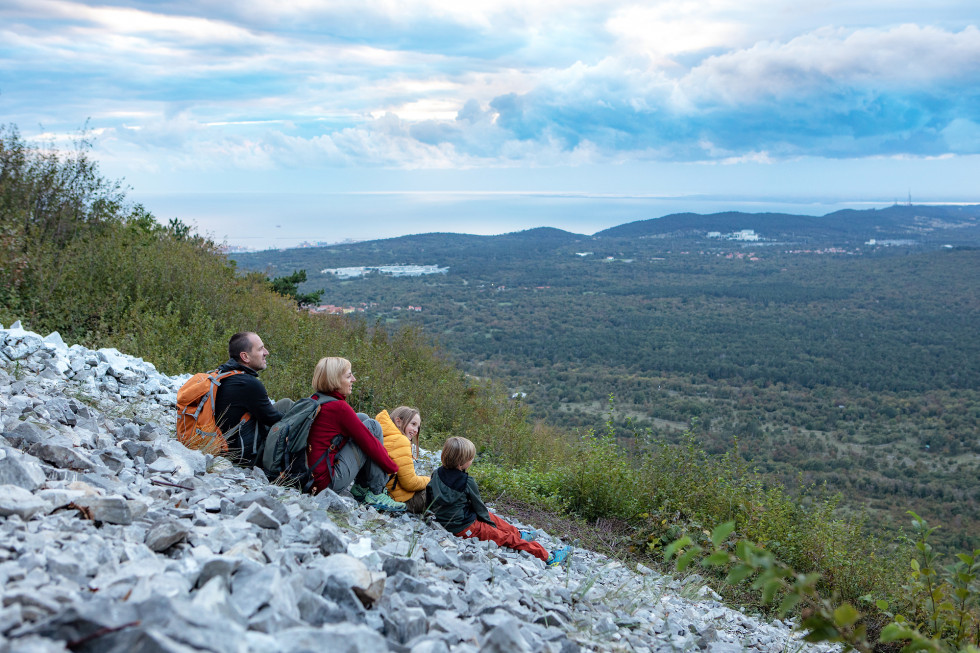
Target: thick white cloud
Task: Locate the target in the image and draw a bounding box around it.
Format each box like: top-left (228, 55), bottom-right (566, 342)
top-left (682, 24), bottom-right (980, 104)
top-left (3, 0), bottom-right (979, 182)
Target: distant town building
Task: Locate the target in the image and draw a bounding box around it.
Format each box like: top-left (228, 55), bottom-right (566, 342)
top-left (865, 239), bottom-right (917, 247)
top-left (320, 264), bottom-right (449, 278)
top-left (707, 229), bottom-right (761, 241)
top-left (310, 304), bottom-right (364, 314)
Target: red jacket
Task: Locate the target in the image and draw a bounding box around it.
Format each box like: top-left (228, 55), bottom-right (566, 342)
top-left (306, 392), bottom-right (398, 494)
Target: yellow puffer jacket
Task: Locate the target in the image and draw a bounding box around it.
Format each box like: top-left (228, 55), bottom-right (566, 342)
top-left (376, 410), bottom-right (431, 502)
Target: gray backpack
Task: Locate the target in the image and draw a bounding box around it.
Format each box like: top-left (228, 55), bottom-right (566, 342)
top-left (261, 394), bottom-right (337, 492)
top-left (261, 395), bottom-right (385, 493)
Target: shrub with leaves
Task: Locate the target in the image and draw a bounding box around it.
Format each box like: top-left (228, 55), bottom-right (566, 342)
top-left (664, 516), bottom-right (980, 652)
top-left (0, 122), bottom-right (523, 448)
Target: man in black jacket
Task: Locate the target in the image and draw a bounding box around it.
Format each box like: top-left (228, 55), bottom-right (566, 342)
top-left (214, 332), bottom-right (289, 466)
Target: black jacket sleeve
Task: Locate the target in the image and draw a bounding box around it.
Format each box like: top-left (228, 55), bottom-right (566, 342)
top-left (242, 376), bottom-right (282, 426)
top-left (466, 477), bottom-right (494, 525)
top-left (214, 363), bottom-right (283, 431)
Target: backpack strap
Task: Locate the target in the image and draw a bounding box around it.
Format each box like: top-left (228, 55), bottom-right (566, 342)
top-left (306, 393), bottom-right (341, 481)
top-left (304, 450), bottom-right (332, 494)
top-left (209, 369), bottom-right (250, 451)
top-left (221, 412), bottom-right (251, 444)
top-left (206, 368), bottom-right (247, 436)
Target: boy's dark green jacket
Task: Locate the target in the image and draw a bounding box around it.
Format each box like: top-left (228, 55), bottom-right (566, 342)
top-left (426, 466), bottom-right (494, 534)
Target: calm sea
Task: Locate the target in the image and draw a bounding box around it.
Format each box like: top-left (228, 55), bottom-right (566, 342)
top-left (132, 191), bottom-right (895, 250)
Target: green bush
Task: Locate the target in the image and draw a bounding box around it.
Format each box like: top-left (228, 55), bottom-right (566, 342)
top-left (0, 123), bottom-right (517, 445)
top-left (664, 515), bottom-right (980, 652)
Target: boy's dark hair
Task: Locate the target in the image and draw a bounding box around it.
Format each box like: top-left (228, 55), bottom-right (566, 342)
top-left (441, 436), bottom-right (476, 469)
top-left (229, 332), bottom-right (255, 362)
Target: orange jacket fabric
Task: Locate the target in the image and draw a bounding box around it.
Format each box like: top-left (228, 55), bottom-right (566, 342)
top-left (376, 409), bottom-right (430, 502)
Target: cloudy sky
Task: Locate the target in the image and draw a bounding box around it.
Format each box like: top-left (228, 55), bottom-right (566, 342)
top-left (2, 0), bottom-right (979, 247)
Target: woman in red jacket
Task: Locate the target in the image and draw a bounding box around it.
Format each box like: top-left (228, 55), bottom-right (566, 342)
top-left (307, 357), bottom-right (405, 512)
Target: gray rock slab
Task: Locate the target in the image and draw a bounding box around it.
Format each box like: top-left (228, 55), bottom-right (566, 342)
top-left (120, 440), bottom-right (157, 464)
top-left (29, 443), bottom-right (99, 472)
top-left (145, 520), bottom-right (190, 552)
top-left (319, 521), bottom-right (350, 555)
top-left (2, 421), bottom-right (49, 448)
top-left (12, 596), bottom-right (140, 645)
top-left (238, 503), bottom-right (281, 530)
top-left (98, 450), bottom-right (128, 473)
top-left (408, 639), bottom-right (452, 653)
top-left (0, 604), bottom-right (23, 636)
top-left (383, 605), bottom-right (428, 645)
top-left (276, 623), bottom-right (389, 653)
top-left (1, 634), bottom-right (72, 652)
top-left (230, 563), bottom-right (297, 620)
top-left (117, 423), bottom-right (140, 441)
top-left (234, 491), bottom-right (289, 525)
top-left (395, 592), bottom-right (443, 618)
top-left (2, 334), bottom-right (42, 360)
top-left (146, 457), bottom-right (179, 474)
top-left (189, 576), bottom-right (245, 627)
top-left (0, 450), bottom-right (47, 490)
top-left (382, 557), bottom-right (419, 578)
top-left (248, 603), bottom-right (305, 634)
top-left (320, 576), bottom-right (368, 622)
top-left (311, 487), bottom-right (357, 514)
top-left (423, 545), bottom-right (458, 569)
top-left (102, 627), bottom-right (203, 653)
top-left (196, 557), bottom-right (241, 589)
top-left (390, 572), bottom-right (435, 597)
top-left (480, 619), bottom-right (532, 653)
top-left (296, 589), bottom-right (346, 627)
top-left (430, 610), bottom-right (481, 646)
top-left (0, 484), bottom-right (52, 519)
top-left (72, 495), bottom-right (145, 525)
top-left (154, 440), bottom-right (206, 477)
top-left (315, 554), bottom-right (387, 607)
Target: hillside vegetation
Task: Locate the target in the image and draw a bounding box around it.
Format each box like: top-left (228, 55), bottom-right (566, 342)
top-left (0, 124), bottom-right (518, 446)
top-left (233, 214), bottom-right (980, 554)
top-left (4, 124), bottom-right (980, 650)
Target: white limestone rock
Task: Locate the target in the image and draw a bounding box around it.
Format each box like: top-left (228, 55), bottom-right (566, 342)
top-left (0, 485), bottom-right (53, 519)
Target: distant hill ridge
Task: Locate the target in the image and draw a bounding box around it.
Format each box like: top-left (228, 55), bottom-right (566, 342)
top-left (593, 204), bottom-right (980, 241)
top-left (232, 204), bottom-right (980, 266)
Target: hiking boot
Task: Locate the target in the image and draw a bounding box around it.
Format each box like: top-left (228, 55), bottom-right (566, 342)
top-left (519, 529), bottom-right (537, 542)
top-left (546, 545), bottom-right (573, 568)
top-left (349, 484), bottom-right (369, 501)
top-left (364, 489), bottom-right (406, 513)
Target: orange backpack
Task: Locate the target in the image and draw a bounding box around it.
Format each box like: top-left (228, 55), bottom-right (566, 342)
top-left (176, 369), bottom-right (251, 454)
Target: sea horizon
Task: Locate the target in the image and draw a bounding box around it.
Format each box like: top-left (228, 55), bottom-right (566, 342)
top-left (131, 190), bottom-right (965, 251)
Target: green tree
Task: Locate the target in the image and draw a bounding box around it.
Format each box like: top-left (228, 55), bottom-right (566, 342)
top-left (269, 269), bottom-right (323, 308)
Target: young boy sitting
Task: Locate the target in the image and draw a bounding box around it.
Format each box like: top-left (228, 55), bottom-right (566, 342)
top-left (427, 436), bottom-right (572, 567)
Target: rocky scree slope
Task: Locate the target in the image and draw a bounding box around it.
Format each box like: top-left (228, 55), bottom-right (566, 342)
top-left (0, 324), bottom-right (839, 653)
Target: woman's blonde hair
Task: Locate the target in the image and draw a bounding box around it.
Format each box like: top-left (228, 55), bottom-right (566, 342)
top-left (389, 406), bottom-right (420, 435)
top-left (312, 356), bottom-right (350, 394)
top-left (441, 436), bottom-right (476, 469)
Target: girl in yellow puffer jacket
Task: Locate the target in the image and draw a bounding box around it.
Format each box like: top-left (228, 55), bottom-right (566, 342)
top-left (375, 406), bottom-right (431, 514)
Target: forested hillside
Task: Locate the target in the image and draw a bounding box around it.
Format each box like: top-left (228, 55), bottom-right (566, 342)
top-left (234, 214), bottom-right (980, 551)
